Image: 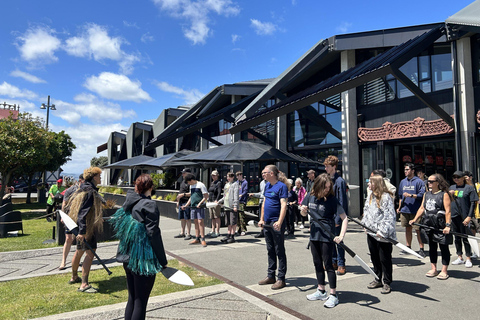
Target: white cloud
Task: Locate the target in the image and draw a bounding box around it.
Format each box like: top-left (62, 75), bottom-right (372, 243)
top-left (10, 70), bottom-right (46, 84)
top-left (123, 21), bottom-right (140, 29)
top-left (53, 122), bottom-right (125, 174)
top-left (250, 19), bottom-right (277, 36)
top-left (231, 34), bottom-right (240, 44)
top-left (155, 81), bottom-right (204, 105)
top-left (14, 26), bottom-right (61, 66)
top-left (336, 22), bottom-right (352, 34)
top-left (84, 72), bottom-right (151, 103)
top-left (141, 32), bottom-right (155, 43)
top-left (0, 82), bottom-right (39, 100)
top-left (152, 0), bottom-right (240, 44)
top-left (64, 23), bottom-right (140, 74)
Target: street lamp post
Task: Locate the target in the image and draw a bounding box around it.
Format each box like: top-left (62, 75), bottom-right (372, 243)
top-left (40, 95), bottom-right (56, 129)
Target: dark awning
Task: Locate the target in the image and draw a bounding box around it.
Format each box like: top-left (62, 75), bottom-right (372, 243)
top-left (104, 154), bottom-right (155, 169)
top-left (97, 142), bottom-right (108, 154)
top-left (230, 24), bottom-right (449, 134)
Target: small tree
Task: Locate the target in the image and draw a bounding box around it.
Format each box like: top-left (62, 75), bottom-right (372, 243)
top-left (91, 156), bottom-right (108, 168)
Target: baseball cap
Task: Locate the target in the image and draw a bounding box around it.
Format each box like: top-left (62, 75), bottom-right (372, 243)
top-left (57, 179), bottom-right (63, 184)
top-left (211, 170), bottom-right (219, 176)
top-left (181, 168), bottom-right (192, 173)
top-left (306, 169), bottom-right (316, 174)
top-left (452, 170), bottom-right (464, 178)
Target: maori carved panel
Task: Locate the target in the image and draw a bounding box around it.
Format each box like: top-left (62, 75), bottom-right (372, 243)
top-left (358, 117), bottom-right (454, 142)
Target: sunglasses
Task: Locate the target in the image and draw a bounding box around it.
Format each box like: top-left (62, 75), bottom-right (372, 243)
top-left (427, 180), bottom-right (437, 183)
top-left (452, 176), bottom-right (461, 179)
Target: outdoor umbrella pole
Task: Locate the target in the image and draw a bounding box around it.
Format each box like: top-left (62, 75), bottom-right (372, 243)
top-left (412, 222), bottom-right (480, 241)
top-left (349, 217), bottom-right (423, 259)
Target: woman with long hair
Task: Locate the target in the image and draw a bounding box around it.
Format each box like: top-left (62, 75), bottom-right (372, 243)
top-left (111, 174), bottom-right (168, 320)
top-left (300, 173), bottom-right (347, 308)
top-left (410, 173), bottom-right (452, 279)
top-left (362, 174), bottom-right (396, 294)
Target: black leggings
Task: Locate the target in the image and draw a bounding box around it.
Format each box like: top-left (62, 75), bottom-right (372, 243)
top-left (310, 241), bottom-right (336, 289)
top-left (452, 215), bottom-right (472, 257)
top-left (124, 264), bottom-right (156, 320)
top-left (427, 232), bottom-right (451, 266)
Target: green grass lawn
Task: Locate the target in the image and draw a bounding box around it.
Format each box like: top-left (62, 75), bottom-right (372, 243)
top-left (0, 259), bottom-right (223, 320)
top-left (0, 206), bottom-right (60, 252)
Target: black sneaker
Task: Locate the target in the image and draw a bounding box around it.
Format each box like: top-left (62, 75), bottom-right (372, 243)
top-left (174, 233), bottom-right (185, 239)
top-left (399, 247), bottom-right (412, 255)
top-left (226, 237), bottom-right (235, 243)
top-left (220, 235), bottom-right (230, 243)
top-left (184, 234), bottom-right (193, 240)
top-left (417, 249), bottom-right (426, 258)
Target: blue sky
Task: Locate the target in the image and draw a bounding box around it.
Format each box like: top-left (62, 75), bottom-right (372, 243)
top-left (0, 0), bottom-right (474, 174)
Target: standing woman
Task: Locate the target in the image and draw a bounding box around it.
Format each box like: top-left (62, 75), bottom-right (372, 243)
top-left (285, 179), bottom-right (297, 238)
top-left (111, 174), bottom-right (168, 320)
top-left (449, 170), bottom-right (478, 268)
top-left (362, 175), bottom-right (396, 294)
top-left (293, 178), bottom-right (306, 228)
top-left (300, 173), bottom-right (347, 308)
top-left (207, 170), bottom-right (222, 238)
top-left (410, 174), bottom-right (452, 280)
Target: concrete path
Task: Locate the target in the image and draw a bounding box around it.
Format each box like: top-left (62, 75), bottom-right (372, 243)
top-left (1, 215), bottom-right (479, 319)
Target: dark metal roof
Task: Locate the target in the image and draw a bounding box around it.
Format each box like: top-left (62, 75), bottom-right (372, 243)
top-left (446, 1), bottom-right (480, 27)
top-left (230, 24), bottom-right (445, 134)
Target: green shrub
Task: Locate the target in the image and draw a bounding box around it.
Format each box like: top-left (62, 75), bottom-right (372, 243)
top-left (247, 197), bottom-right (259, 206)
top-left (164, 193), bottom-right (177, 202)
top-left (113, 188), bottom-right (124, 194)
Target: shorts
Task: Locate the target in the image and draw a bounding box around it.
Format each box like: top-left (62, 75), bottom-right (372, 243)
top-left (76, 234), bottom-right (97, 250)
top-left (208, 204), bottom-right (221, 219)
top-left (178, 205), bottom-right (191, 220)
top-left (400, 212), bottom-right (419, 230)
top-left (225, 210), bottom-right (238, 226)
top-left (190, 207), bottom-right (205, 220)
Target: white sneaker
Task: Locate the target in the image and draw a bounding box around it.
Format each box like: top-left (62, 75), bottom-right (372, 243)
top-left (299, 224), bottom-right (305, 229)
top-left (323, 295), bottom-right (339, 308)
top-left (465, 260), bottom-right (473, 268)
top-left (452, 257), bottom-right (465, 265)
top-left (306, 289), bottom-right (328, 301)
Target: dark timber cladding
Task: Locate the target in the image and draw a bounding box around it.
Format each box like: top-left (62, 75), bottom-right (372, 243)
top-left (230, 24), bottom-right (450, 134)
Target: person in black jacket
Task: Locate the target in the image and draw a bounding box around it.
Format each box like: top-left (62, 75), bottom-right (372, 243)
top-left (207, 170), bottom-right (222, 238)
top-left (115, 174), bottom-right (168, 320)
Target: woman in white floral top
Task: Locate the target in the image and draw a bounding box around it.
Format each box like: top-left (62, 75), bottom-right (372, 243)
top-left (362, 174), bottom-right (396, 294)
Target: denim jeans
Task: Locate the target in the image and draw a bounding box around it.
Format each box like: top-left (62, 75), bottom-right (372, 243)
top-left (332, 225), bottom-right (346, 267)
top-left (264, 222), bottom-right (287, 280)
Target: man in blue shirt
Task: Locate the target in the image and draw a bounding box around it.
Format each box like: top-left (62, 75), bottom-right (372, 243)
top-left (324, 155), bottom-right (348, 275)
top-left (397, 163), bottom-right (426, 257)
top-left (258, 165), bottom-right (288, 290)
top-left (237, 171), bottom-right (249, 235)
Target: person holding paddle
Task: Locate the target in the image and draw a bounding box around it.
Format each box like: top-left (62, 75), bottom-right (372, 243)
top-left (409, 173), bottom-right (452, 280)
top-left (362, 174), bottom-right (396, 294)
top-left (300, 173), bottom-right (347, 308)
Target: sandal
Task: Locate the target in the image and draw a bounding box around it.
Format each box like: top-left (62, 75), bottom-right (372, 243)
top-left (437, 273), bottom-right (449, 280)
top-left (77, 285), bottom-right (98, 293)
top-left (425, 270), bottom-right (439, 278)
top-left (68, 277), bottom-right (81, 284)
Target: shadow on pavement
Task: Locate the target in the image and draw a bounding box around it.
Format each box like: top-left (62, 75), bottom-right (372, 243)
top-left (392, 257), bottom-right (426, 267)
top-left (339, 290), bottom-right (390, 313)
top-left (390, 280), bottom-right (437, 301)
top-left (284, 276), bottom-right (317, 291)
top-left (448, 269), bottom-right (480, 282)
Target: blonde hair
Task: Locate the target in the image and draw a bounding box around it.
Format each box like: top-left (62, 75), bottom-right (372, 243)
top-left (278, 171), bottom-right (291, 189)
top-left (83, 167), bottom-right (102, 181)
top-left (369, 175), bottom-right (393, 208)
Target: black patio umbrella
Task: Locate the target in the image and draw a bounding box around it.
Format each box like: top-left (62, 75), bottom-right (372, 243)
top-left (175, 140), bottom-right (319, 164)
top-left (103, 154), bottom-right (155, 169)
top-left (136, 150), bottom-right (197, 169)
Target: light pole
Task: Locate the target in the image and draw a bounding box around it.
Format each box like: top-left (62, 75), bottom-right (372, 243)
top-left (40, 95), bottom-right (56, 129)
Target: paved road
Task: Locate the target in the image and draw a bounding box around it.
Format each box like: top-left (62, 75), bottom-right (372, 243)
top-left (1, 215), bottom-right (479, 319)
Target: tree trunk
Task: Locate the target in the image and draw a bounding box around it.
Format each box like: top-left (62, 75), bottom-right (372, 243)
top-left (26, 174), bottom-right (34, 204)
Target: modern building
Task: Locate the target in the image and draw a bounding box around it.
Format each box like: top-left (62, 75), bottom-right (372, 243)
top-left (100, 2), bottom-right (480, 216)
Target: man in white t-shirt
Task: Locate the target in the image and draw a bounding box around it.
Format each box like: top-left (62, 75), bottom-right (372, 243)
top-left (182, 173), bottom-right (209, 247)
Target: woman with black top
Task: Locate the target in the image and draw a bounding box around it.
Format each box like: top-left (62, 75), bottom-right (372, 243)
top-left (300, 173), bottom-right (347, 309)
top-left (111, 174), bottom-right (168, 320)
top-left (449, 170), bottom-right (478, 268)
top-left (410, 173), bottom-right (452, 279)
top-left (207, 170), bottom-right (223, 238)
top-left (286, 179), bottom-right (298, 239)
top-left (362, 174), bottom-right (396, 294)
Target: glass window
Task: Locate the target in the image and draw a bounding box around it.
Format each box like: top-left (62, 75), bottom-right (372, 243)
top-left (419, 55), bottom-right (431, 80)
top-left (432, 53), bottom-right (452, 91)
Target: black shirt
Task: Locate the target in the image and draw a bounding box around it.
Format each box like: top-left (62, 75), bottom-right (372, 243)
top-left (178, 180), bottom-right (190, 204)
top-left (208, 179), bottom-right (222, 202)
top-left (302, 194), bottom-right (342, 242)
top-left (449, 184), bottom-right (478, 218)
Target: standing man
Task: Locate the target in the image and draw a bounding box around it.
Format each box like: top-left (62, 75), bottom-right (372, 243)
top-left (397, 163), bottom-right (426, 258)
top-left (59, 174), bottom-right (84, 270)
top-left (324, 155), bottom-right (348, 275)
top-left (68, 167), bottom-right (105, 293)
top-left (258, 165), bottom-right (288, 290)
top-left (175, 168), bottom-right (192, 240)
top-left (237, 171), bottom-right (248, 236)
top-left (46, 179), bottom-right (65, 221)
top-left (182, 173), bottom-right (209, 247)
top-left (249, 177), bottom-right (266, 238)
top-left (306, 170), bottom-right (316, 194)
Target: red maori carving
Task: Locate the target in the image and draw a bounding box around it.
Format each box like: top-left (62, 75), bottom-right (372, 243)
top-left (358, 116), bottom-right (453, 142)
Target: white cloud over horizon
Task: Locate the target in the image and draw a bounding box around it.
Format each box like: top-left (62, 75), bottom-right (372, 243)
top-left (10, 70), bottom-right (47, 83)
top-left (155, 81), bottom-right (204, 105)
top-left (0, 82), bottom-right (39, 100)
top-left (152, 0), bottom-right (241, 44)
top-left (84, 72), bottom-right (152, 102)
top-left (250, 19), bottom-right (277, 36)
top-left (14, 26), bottom-right (61, 67)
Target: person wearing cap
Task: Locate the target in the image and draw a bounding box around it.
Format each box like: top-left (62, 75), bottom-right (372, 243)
top-left (449, 170), bottom-right (478, 268)
top-left (175, 168), bottom-right (192, 240)
top-left (397, 162), bottom-right (426, 258)
top-left (59, 174), bottom-right (84, 270)
top-left (46, 178), bottom-right (66, 222)
top-left (207, 170), bottom-right (222, 238)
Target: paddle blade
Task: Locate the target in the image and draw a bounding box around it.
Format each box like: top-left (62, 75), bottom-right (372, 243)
top-left (395, 242), bottom-right (424, 259)
top-left (206, 202), bottom-right (217, 209)
top-left (468, 238), bottom-right (480, 257)
top-left (58, 210), bottom-right (78, 232)
top-left (161, 267), bottom-right (194, 286)
top-left (353, 255), bottom-right (379, 280)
